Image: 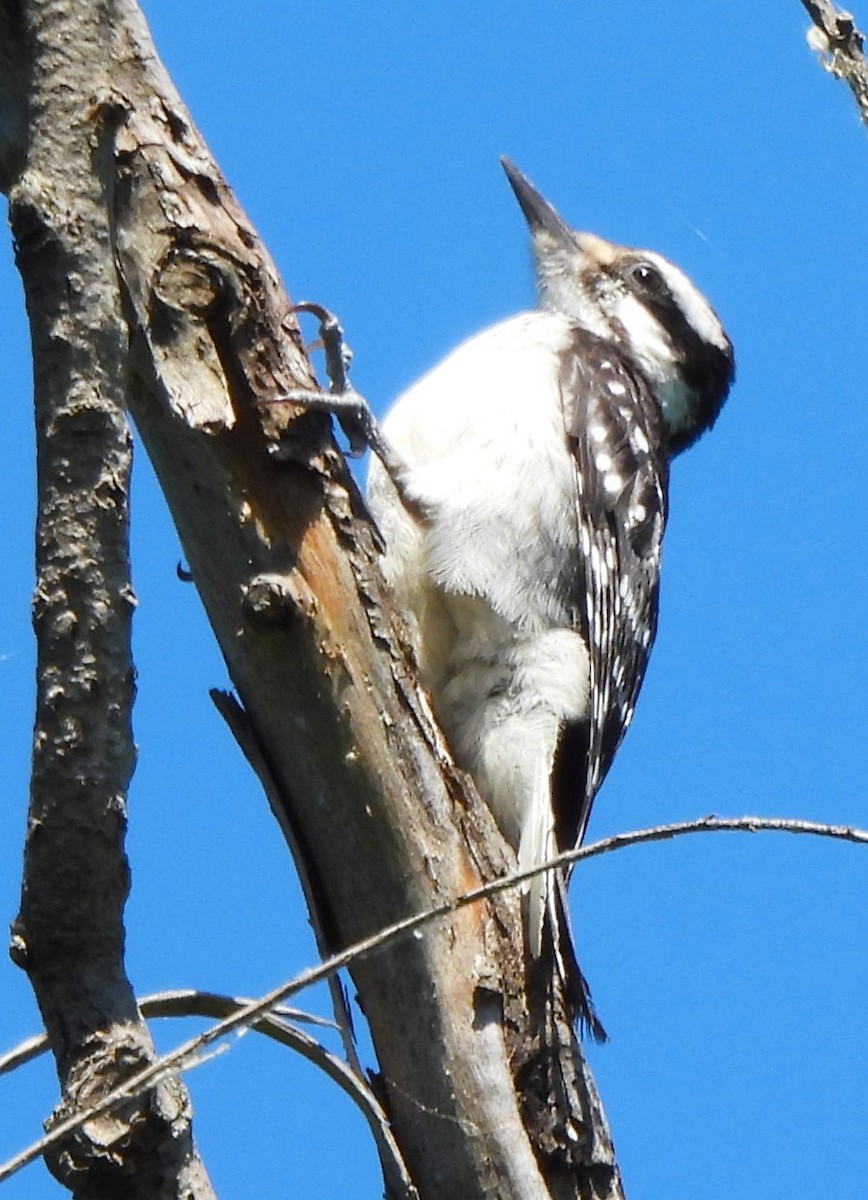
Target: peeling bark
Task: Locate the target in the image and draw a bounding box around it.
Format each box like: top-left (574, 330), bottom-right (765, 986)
top-left (1, 1), bottom-right (624, 1196)
top-left (4, 0), bottom-right (214, 1196)
top-left (801, 0), bottom-right (868, 125)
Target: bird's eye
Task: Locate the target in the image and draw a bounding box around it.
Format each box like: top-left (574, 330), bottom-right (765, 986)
top-left (629, 262), bottom-right (667, 295)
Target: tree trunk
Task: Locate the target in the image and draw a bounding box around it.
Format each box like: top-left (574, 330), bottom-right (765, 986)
top-left (0, 1), bottom-right (624, 1196)
top-left (2, 0), bottom-right (215, 1196)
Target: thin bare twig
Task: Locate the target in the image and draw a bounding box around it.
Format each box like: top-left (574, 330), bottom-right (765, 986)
top-left (0, 991), bottom-right (335, 1078)
top-left (801, 0), bottom-right (868, 125)
top-left (0, 988), bottom-right (416, 1200)
top-left (145, 991), bottom-right (416, 1200)
top-left (1, 812), bottom-right (864, 1185)
top-left (0, 1032), bottom-right (47, 1081)
top-left (575, 813), bottom-right (868, 859)
top-left (210, 691), bottom-right (366, 1082)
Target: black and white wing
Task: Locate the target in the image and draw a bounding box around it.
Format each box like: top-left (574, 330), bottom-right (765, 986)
top-left (554, 327), bottom-right (669, 852)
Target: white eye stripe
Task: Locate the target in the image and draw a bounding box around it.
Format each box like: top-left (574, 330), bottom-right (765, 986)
top-left (641, 251), bottom-right (729, 352)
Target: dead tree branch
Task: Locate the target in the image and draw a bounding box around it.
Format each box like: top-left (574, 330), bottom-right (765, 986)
top-left (2, 0), bottom-right (213, 1195)
top-left (1, 990), bottom-right (417, 1200)
top-left (801, 0), bottom-right (868, 124)
top-left (0, 0), bottom-right (622, 1196)
top-left (4, 809), bottom-right (863, 1192)
top-left (209, 689), bottom-right (364, 1081)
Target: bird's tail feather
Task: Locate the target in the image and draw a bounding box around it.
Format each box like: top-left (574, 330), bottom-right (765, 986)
top-left (549, 872), bottom-right (607, 1043)
top-left (518, 758), bottom-right (606, 1041)
top-left (519, 758), bottom-right (557, 958)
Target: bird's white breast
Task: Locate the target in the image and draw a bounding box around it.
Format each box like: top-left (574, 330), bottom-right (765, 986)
top-left (367, 310), bottom-right (591, 854)
top-left (371, 311), bottom-right (582, 628)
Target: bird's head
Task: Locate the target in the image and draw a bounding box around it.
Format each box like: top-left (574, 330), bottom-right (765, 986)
top-left (501, 157), bottom-right (734, 455)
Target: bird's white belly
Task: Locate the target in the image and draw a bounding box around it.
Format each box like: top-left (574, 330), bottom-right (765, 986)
top-left (428, 593), bottom-right (590, 849)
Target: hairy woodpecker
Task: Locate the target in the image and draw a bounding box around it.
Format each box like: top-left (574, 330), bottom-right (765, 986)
top-left (366, 159), bottom-right (734, 1032)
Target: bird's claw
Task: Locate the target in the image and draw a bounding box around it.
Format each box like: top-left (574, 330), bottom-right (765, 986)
top-left (272, 301), bottom-right (382, 459)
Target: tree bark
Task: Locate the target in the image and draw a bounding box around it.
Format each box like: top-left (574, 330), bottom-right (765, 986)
top-left (1, 1), bottom-right (624, 1197)
top-left (2, 1), bottom-right (215, 1197)
top-left (801, 0), bottom-right (868, 125)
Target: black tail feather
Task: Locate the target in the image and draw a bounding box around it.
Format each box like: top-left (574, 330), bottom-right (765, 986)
top-left (551, 871), bottom-right (607, 1043)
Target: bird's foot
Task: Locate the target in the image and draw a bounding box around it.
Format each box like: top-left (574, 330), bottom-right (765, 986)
top-left (272, 301), bottom-right (387, 461)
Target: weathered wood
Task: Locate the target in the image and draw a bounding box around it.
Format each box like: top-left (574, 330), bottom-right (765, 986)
top-left (1, 0), bottom-right (624, 1195)
top-left (4, 0), bottom-right (215, 1195)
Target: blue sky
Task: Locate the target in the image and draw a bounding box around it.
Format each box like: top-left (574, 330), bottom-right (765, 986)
top-left (2, 2), bottom-right (867, 1197)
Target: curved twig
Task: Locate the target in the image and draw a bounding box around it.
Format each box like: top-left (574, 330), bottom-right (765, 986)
top-left (145, 990), bottom-right (416, 1200)
top-left (0, 990), bottom-right (335, 1078)
top-left (576, 813), bottom-right (868, 860)
top-left (0, 989), bottom-right (416, 1200)
top-left (1, 812), bottom-right (865, 1186)
top-left (210, 691), bottom-right (366, 1083)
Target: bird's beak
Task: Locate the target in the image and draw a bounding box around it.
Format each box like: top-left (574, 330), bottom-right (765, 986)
top-left (500, 157), bottom-right (575, 248)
